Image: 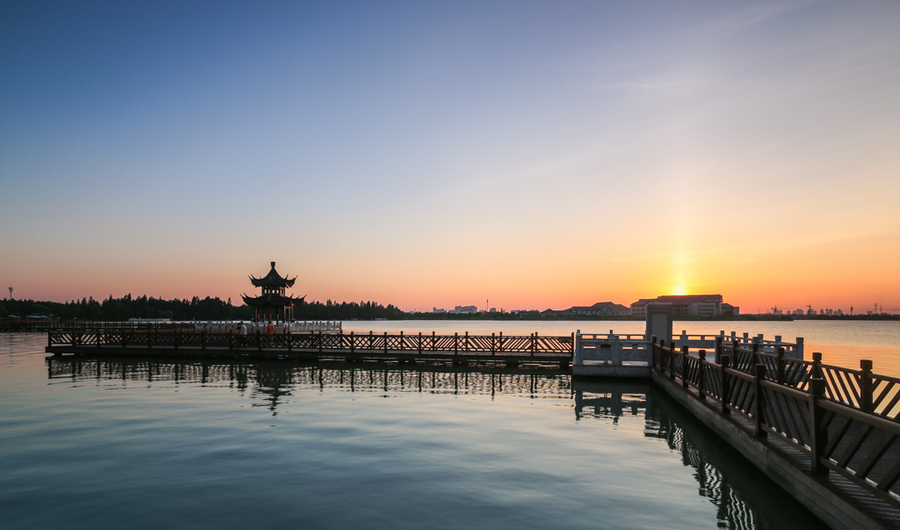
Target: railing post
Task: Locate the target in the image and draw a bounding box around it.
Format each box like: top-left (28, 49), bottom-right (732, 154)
top-left (812, 351), bottom-right (823, 380)
top-left (465, 331), bottom-right (469, 353)
top-left (454, 332), bottom-right (458, 355)
top-left (860, 359), bottom-right (873, 413)
top-left (751, 338), bottom-right (759, 372)
top-left (350, 331), bottom-right (355, 353)
top-left (418, 332), bottom-right (423, 354)
top-left (731, 338), bottom-right (738, 365)
top-left (809, 377), bottom-right (829, 474)
top-left (491, 333), bottom-right (495, 356)
top-left (257, 330), bottom-right (262, 350)
top-left (499, 332), bottom-right (503, 353)
top-left (681, 345), bottom-right (689, 389)
top-left (230, 329), bottom-right (234, 350)
top-left (202, 329), bottom-right (206, 350)
top-left (432, 331), bottom-right (436, 351)
top-left (698, 350), bottom-right (706, 400)
top-left (174, 328), bottom-right (179, 350)
top-left (669, 341), bottom-right (676, 380)
top-left (532, 333), bottom-right (537, 356)
top-left (400, 331), bottom-right (404, 353)
top-left (754, 364), bottom-right (767, 438)
top-left (384, 332), bottom-right (388, 354)
top-left (714, 336), bottom-right (722, 364)
top-left (720, 354), bottom-right (730, 415)
top-left (287, 328), bottom-right (292, 352)
top-left (319, 331), bottom-right (324, 353)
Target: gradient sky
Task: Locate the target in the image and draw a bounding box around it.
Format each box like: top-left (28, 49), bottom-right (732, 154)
top-left (2, 1), bottom-right (899, 314)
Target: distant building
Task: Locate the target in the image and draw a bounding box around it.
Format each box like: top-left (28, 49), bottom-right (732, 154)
top-left (631, 294), bottom-right (727, 318)
top-left (432, 308), bottom-right (446, 314)
top-left (553, 301), bottom-right (630, 317)
top-left (722, 303), bottom-right (740, 316)
top-left (450, 305), bottom-right (477, 314)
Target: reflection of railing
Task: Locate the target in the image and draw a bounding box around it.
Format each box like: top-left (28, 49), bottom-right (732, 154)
top-left (649, 415), bottom-right (757, 530)
top-left (47, 329), bottom-right (574, 358)
top-left (45, 356), bottom-right (573, 399)
top-left (652, 339), bottom-right (900, 509)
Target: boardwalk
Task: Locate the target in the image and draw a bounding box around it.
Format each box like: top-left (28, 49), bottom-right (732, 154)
top-left (46, 329), bottom-right (574, 368)
top-left (652, 339), bottom-right (900, 529)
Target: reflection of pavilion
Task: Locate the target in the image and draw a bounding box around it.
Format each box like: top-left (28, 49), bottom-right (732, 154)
top-left (241, 261), bottom-right (304, 322)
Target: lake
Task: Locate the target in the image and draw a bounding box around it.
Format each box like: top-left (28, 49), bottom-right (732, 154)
top-left (1, 332), bottom-right (829, 529)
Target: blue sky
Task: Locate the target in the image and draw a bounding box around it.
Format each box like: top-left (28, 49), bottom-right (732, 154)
top-left (2, 1), bottom-right (899, 313)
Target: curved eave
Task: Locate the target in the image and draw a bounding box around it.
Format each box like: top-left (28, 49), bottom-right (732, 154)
top-left (241, 293), bottom-right (303, 308)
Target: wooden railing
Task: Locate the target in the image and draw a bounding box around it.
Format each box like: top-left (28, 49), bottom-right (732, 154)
top-left (48, 330), bottom-right (575, 357)
top-left (652, 339), bottom-right (900, 508)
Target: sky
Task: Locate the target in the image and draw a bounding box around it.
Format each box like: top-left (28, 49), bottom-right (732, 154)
top-left (1, 1), bottom-right (899, 314)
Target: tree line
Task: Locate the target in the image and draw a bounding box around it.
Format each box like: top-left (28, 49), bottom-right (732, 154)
top-left (0, 295), bottom-right (406, 321)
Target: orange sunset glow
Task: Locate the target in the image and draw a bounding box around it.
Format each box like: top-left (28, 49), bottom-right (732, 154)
top-left (1, 2), bottom-right (898, 314)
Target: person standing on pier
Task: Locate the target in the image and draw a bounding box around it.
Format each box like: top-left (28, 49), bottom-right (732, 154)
top-left (238, 322), bottom-right (247, 345)
top-left (265, 321), bottom-right (274, 342)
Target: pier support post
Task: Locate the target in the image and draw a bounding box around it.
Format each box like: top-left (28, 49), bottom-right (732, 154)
top-left (681, 346), bottom-right (689, 389)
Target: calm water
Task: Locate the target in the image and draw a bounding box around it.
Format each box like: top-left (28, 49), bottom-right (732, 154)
top-left (1, 333), bottom-right (828, 529)
top-left (345, 320), bottom-right (900, 376)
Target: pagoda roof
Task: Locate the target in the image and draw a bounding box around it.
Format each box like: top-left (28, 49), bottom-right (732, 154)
top-left (250, 261), bottom-right (297, 288)
top-left (241, 293), bottom-right (305, 309)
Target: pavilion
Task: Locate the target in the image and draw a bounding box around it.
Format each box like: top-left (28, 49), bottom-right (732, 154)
top-left (241, 261), bottom-right (304, 322)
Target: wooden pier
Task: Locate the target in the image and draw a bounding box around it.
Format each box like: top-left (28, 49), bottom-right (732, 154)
top-left (651, 338), bottom-right (900, 529)
top-left (45, 329), bottom-right (574, 368)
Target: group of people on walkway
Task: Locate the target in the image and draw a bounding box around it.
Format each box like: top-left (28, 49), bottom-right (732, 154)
top-left (235, 321), bottom-right (277, 344)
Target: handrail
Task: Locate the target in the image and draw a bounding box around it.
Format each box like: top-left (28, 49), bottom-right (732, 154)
top-left (46, 330), bottom-right (575, 357)
top-left (651, 339), bottom-right (900, 507)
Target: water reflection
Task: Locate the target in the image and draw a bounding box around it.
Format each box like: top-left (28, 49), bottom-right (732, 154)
top-left (46, 355), bottom-right (822, 529)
